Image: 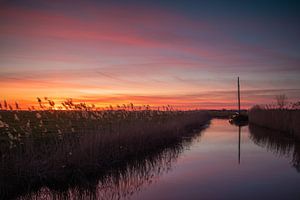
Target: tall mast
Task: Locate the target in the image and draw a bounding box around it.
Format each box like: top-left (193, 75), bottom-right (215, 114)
top-left (238, 77), bottom-right (241, 114)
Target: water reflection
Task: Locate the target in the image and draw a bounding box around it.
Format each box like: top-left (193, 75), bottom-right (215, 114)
top-left (17, 127), bottom-right (207, 200)
top-left (249, 124), bottom-right (300, 172)
top-left (228, 121), bottom-right (247, 165)
top-left (238, 125), bottom-right (241, 164)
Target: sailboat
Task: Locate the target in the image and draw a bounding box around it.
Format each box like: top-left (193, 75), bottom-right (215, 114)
top-left (229, 77), bottom-right (248, 126)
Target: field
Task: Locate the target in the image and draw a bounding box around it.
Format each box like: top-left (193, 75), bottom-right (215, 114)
top-left (0, 106), bottom-right (210, 199)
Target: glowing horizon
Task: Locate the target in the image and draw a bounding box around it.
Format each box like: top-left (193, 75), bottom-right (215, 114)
top-left (1, 0), bottom-right (300, 110)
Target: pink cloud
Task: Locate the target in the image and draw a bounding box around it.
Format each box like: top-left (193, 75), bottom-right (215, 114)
top-left (1, 2), bottom-right (299, 109)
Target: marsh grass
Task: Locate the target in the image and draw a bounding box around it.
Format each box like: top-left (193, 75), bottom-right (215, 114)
top-left (248, 103), bottom-right (300, 137)
top-left (0, 98), bottom-right (210, 199)
top-left (17, 139), bottom-right (191, 200)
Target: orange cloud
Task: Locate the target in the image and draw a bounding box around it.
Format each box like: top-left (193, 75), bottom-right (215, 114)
top-left (1, 2), bottom-right (299, 110)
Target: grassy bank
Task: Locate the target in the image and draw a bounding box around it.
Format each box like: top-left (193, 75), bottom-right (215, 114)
top-left (248, 109), bottom-right (300, 138)
top-left (0, 109), bottom-right (210, 199)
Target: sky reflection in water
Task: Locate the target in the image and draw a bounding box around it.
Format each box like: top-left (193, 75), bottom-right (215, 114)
top-left (131, 119), bottom-right (300, 200)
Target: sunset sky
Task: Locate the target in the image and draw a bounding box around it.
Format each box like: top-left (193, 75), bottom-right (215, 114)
top-left (1, 0), bottom-right (300, 109)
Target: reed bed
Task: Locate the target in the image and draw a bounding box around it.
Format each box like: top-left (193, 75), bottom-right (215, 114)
top-left (17, 131), bottom-right (204, 200)
top-left (0, 99), bottom-right (210, 199)
top-left (248, 105), bottom-right (300, 138)
top-left (17, 142), bottom-right (184, 200)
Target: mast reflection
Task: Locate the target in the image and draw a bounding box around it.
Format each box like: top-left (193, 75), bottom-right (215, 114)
top-left (229, 120), bottom-right (247, 165)
top-left (238, 125), bottom-right (241, 164)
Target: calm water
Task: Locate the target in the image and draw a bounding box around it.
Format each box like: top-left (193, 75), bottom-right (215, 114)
top-left (21, 119), bottom-right (300, 200)
top-left (130, 119), bottom-right (300, 200)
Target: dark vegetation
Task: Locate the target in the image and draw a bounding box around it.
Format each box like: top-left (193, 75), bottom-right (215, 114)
top-left (0, 99), bottom-right (211, 199)
top-left (249, 97), bottom-right (300, 138)
top-left (249, 109), bottom-right (300, 138)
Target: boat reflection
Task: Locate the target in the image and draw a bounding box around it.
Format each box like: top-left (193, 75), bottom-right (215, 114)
top-left (249, 124), bottom-right (300, 172)
top-left (17, 127), bottom-right (207, 200)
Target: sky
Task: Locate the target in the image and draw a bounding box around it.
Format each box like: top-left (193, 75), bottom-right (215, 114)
top-left (0, 0), bottom-right (300, 109)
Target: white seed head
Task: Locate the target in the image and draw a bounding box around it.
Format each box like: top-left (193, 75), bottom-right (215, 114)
top-left (8, 132), bottom-right (14, 140)
top-left (26, 120), bottom-right (31, 128)
top-left (36, 113), bottom-right (42, 119)
top-left (14, 114), bottom-right (20, 121)
top-left (0, 120), bottom-right (4, 128)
